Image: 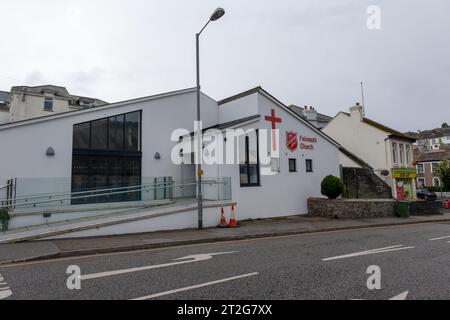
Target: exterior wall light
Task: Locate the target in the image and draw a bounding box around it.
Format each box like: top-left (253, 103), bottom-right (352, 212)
top-left (154, 152), bottom-right (161, 160)
top-left (46, 147), bottom-right (55, 157)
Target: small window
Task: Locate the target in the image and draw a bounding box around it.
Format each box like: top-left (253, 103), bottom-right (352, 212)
top-left (405, 145), bottom-right (411, 164)
top-left (433, 177), bottom-right (441, 187)
top-left (44, 97), bottom-right (53, 111)
top-left (417, 164), bottom-right (424, 174)
top-left (399, 144), bottom-right (404, 165)
top-left (306, 159), bottom-right (313, 172)
top-left (289, 159), bottom-right (297, 172)
top-left (432, 162), bottom-right (438, 174)
top-left (392, 142), bottom-right (398, 164)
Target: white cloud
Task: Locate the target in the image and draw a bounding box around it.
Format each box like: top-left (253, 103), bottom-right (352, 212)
top-left (0, 0), bottom-right (448, 131)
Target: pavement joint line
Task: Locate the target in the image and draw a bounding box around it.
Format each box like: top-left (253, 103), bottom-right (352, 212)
top-left (1, 217), bottom-right (450, 266)
top-left (131, 272), bottom-right (260, 300)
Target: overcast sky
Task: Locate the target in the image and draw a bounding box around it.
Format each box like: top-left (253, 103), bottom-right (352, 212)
top-left (0, 0), bottom-right (449, 131)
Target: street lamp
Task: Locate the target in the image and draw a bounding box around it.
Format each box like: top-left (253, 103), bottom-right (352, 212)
top-left (196, 7), bottom-right (225, 230)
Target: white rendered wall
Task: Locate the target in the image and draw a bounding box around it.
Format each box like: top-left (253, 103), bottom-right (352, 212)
top-left (340, 152), bottom-right (363, 168)
top-left (218, 92), bottom-right (259, 123)
top-left (206, 93), bottom-right (340, 219)
top-left (0, 90), bottom-right (218, 197)
top-left (9, 94), bottom-right (71, 122)
top-left (323, 113), bottom-right (390, 171)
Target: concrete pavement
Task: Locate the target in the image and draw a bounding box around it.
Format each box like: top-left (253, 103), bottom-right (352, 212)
top-left (2, 221), bottom-right (450, 299)
top-left (1, 211), bottom-right (450, 265)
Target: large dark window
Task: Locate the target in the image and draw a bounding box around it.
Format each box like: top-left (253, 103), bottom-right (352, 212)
top-left (72, 110), bottom-right (141, 152)
top-left (108, 115), bottom-right (124, 150)
top-left (90, 118), bottom-right (108, 150)
top-left (125, 112), bottom-right (141, 150)
top-left (239, 130), bottom-right (260, 187)
top-left (71, 111), bottom-right (142, 204)
top-left (73, 122), bottom-right (90, 149)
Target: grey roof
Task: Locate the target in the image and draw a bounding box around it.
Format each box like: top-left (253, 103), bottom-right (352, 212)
top-left (416, 126), bottom-right (450, 140)
top-left (287, 104), bottom-right (332, 123)
top-left (415, 149), bottom-right (450, 162)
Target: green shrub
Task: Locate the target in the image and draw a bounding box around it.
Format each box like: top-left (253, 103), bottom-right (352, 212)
top-left (321, 175), bottom-right (344, 199)
top-left (0, 207), bottom-right (11, 232)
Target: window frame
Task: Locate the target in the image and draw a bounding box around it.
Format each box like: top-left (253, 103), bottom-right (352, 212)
top-left (239, 130), bottom-right (261, 187)
top-left (305, 159), bottom-right (313, 173)
top-left (72, 110), bottom-right (142, 154)
top-left (405, 145), bottom-right (411, 164)
top-left (392, 142), bottom-right (398, 164)
top-left (44, 97), bottom-right (54, 112)
top-left (399, 144), bottom-right (404, 165)
top-left (417, 163), bottom-right (424, 174)
top-left (288, 158), bottom-right (297, 173)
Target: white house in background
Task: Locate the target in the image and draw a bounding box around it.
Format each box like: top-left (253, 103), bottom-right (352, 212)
top-left (0, 86), bottom-right (340, 233)
top-left (0, 85), bottom-right (107, 124)
top-left (323, 103), bottom-right (417, 200)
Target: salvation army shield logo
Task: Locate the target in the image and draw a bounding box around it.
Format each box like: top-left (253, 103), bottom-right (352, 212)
top-left (286, 131), bottom-right (298, 152)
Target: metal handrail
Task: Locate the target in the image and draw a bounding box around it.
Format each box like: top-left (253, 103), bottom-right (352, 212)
top-left (0, 180), bottom-right (229, 209)
top-left (0, 184), bottom-right (10, 190)
top-left (0, 180), bottom-right (175, 204)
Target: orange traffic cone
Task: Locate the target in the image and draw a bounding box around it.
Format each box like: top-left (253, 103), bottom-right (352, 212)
top-left (217, 207), bottom-right (228, 228)
top-left (228, 205), bottom-right (239, 228)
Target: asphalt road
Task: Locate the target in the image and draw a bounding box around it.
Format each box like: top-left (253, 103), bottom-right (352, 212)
top-left (2, 221), bottom-right (450, 300)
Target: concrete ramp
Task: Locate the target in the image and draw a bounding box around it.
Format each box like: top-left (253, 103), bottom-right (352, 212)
top-left (0, 200), bottom-right (235, 243)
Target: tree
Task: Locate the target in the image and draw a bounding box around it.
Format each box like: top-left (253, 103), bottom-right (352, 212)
top-left (434, 158), bottom-right (450, 190)
top-left (442, 123), bottom-right (449, 128)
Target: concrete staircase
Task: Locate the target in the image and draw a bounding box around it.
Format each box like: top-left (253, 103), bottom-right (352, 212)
top-left (343, 167), bottom-right (392, 199)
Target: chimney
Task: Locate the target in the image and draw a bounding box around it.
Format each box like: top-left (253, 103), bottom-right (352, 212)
top-left (349, 103), bottom-right (363, 122)
top-left (303, 106), bottom-right (318, 127)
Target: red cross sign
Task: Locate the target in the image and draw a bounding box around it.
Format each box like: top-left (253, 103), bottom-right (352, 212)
top-left (265, 109), bottom-right (282, 151)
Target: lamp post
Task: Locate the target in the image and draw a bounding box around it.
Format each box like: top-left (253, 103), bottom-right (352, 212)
top-left (196, 8), bottom-right (225, 230)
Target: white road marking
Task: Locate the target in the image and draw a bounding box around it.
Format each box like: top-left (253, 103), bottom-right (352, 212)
top-left (0, 223), bottom-right (428, 268)
top-left (429, 235), bottom-right (450, 241)
top-left (0, 273), bottom-right (12, 300)
top-left (352, 291), bottom-right (409, 300)
top-left (131, 272), bottom-right (259, 300)
top-left (389, 291), bottom-right (409, 300)
top-left (81, 251), bottom-right (237, 281)
top-left (322, 245), bottom-right (415, 261)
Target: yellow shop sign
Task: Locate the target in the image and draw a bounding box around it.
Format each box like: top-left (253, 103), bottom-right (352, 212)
top-left (392, 168), bottom-right (417, 179)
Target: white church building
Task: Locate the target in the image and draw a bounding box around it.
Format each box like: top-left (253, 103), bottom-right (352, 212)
top-left (0, 86), bottom-right (340, 237)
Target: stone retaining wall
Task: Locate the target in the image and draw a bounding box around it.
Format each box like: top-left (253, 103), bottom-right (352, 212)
top-left (307, 198), bottom-right (396, 219)
top-left (409, 201), bottom-right (443, 216)
top-left (308, 198), bottom-right (444, 218)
